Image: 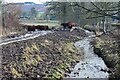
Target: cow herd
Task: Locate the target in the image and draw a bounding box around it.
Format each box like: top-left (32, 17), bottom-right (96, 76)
top-left (23, 22), bottom-right (77, 31)
top-left (23, 25), bottom-right (49, 31)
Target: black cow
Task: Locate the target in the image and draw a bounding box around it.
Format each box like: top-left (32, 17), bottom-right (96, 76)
top-left (23, 25), bottom-right (49, 31)
top-left (36, 25), bottom-right (49, 30)
top-left (27, 25), bottom-right (35, 31)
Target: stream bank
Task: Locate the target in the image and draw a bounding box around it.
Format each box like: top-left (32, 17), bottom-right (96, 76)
top-left (93, 30), bottom-right (120, 79)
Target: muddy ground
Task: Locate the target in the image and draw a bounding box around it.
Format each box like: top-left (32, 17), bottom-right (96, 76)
top-left (1, 30), bottom-right (87, 79)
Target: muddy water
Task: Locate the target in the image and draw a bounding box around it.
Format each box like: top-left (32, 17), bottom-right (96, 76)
top-left (65, 30), bottom-right (109, 79)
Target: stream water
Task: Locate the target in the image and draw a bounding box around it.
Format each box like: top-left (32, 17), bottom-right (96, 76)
top-left (65, 30), bottom-right (109, 79)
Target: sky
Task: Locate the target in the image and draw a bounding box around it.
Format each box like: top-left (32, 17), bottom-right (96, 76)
top-left (4, 0), bottom-right (52, 4)
top-left (3, 0), bottom-right (120, 3)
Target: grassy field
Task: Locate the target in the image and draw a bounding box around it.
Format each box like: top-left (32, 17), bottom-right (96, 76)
top-left (20, 20), bottom-right (61, 29)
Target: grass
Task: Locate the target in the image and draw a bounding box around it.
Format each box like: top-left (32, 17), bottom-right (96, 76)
top-left (21, 20), bottom-right (61, 29)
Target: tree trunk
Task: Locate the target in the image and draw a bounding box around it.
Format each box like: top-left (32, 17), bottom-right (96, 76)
top-left (102, 16), bottom-right (106, 33)
top-left (117, 1), bottom-right (120, 35)
top-left (1, 5), bottom-right (6, 36)
top-left (63, 3), bottom-right (66, 23)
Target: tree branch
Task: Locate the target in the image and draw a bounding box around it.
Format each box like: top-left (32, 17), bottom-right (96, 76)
top-left (86, 15), bottom-right (103, 19)
top-left (72, 3), bottom-right (120, 20)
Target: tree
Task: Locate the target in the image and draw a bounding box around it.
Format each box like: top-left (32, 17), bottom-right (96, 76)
top-left (46, 2), bottom-right (120, 32)
top-left (0, 1), bottom-right (2, 36)
top-left (69, 2), bottom-right (120, 33)
top-left (45, 2), bottom-right (84, 24)
top-left (22, 11), bottom-right (28, 18)
top-left (1, 3), bottom-right (22, 35)
top-left (45, 2), bottom-right (98, 26)
top-left (45, 2), bottom-right (68, 23)
top-left (30, 7), bottom-right (37, 19)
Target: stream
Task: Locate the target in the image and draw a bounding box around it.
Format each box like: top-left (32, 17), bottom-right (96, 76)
top-left (65, 30), bottom-right (109, 79)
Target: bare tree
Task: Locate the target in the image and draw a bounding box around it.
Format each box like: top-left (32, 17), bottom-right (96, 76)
top-left (45, 2), bottom-right (82, 23)
top-left (2, 3), bottom-right (22, 35)
top-left (30, 7), bottom-right (37, 19)
top-left (0, 1), bottom-right (2, 36)
top-left (70, 2), bottom-right (120, 33)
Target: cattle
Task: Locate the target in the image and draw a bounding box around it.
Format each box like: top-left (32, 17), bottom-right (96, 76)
top-left (27, 25), bottom-right (35, 31)
top-left (61, 23), bottom-right (68, 29)
top-left (68, 22), bottom-right (77, 29)
top-left (36, 25), bottom-right (49, 30)
top-left (61, 22), bottom-right (77, 29)
top-left (22, 25), bottom-right (49, 31)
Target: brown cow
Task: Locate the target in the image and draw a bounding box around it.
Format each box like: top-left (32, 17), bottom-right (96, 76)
top-left (61, 22), bottom-right (77, 29)
top-left (68, 21), bottom-right (77, 29)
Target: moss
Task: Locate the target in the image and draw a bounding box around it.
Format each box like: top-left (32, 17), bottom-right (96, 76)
top-left (22, 54), bottom-right (42, 66)
top-left (41, 39), bottom-right (53, 47)
top-left (23, 43), bottom-right (40, 54)
top-left (116, 64), bottom-right (120, 69)
top-left (22, 43), bottom-right (43, 67)
top-left (11, 68), bottom-right (22, 77)
top-left (50, 69), bottom-right (63, 79)
top-left (63, 42), bottom-right (76, 55)
top-left (55, 67), bottom-right (64, 74)
top-left (45, 67), bottom-right (64, 79)
top-left (23, 46), bottom-right (33, 54)
top-left (72, 55), bottom-right (79, 61)
top-left (31, 44), bottom-right (40, 52)
top-left (36, 55), bottom-right (43, 61)
top-left (59, 63), bottom-right (69, 69)
top-left (76, 36), bottom-right (81, 40)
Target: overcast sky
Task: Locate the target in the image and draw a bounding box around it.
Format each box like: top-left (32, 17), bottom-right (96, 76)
top-left (3, 0), bottom-right (120, 3)
top-left (4, 0), bottom-right (52, 4)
